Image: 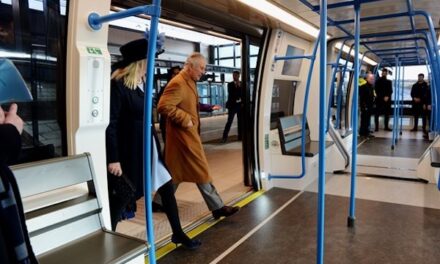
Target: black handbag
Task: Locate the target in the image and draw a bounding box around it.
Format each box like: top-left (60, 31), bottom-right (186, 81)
top-left (108, 173), bottom-right (136, 204)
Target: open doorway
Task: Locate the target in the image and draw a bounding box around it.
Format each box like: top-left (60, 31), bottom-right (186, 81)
top-left (107, 12), bottom-right (258, 242)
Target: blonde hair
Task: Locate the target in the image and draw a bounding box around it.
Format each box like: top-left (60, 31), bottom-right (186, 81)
top-left (111, 59), bottom-right (146, 89)
top-left (184, 52), bottom-right (206, 69)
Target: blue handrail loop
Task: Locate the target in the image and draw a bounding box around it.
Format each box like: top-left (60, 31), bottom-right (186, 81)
top-left (269, 32), bottom-right (321, 180)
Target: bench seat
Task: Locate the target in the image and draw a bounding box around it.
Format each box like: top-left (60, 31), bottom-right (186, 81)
top-left (278, 115), bottom-right (334, 157)
top-left (38, 230), bottom-right (147, 264)
top-left (285, 141), bottom-right (334, 157)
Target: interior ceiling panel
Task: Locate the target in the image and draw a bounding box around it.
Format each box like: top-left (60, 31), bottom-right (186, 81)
top-left (111, 0), bottom-right (440, 65)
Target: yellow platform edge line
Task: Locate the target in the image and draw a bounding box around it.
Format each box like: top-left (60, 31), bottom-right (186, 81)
top-left (146, 190), bottom-right (265, 263)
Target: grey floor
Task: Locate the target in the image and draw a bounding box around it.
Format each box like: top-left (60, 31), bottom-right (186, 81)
top-left (158, 188), bottom-right (440, 264)
top-left (357, 137), bottom-right (431, 158)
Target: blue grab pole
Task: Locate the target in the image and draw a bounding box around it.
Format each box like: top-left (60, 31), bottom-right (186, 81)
top-left (327, 39), bottom-right (349, 131)
top-left (317, 0), bottom-right (327, 263)
top-left (400, 66), bottom-right (404, 135)
top-left (391, 59), bottom-right (399, 149)
top-left (336, 44), bottom-right (355, 129)
top-left (142, 1), bottom-right (162, 264)
top-left (268, 32), bottom-right (321, 180)
top-left (87, 4), bottom-right (162, 263)
top-left (348, 0), bottom-right (360, 228)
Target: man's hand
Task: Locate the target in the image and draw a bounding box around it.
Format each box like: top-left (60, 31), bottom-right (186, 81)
top-left (108, 162), bottom-right (123, 176)
top-left (384, 96), bottom-right (389, 102)
top-left (4, 104), bottom-right (24, 134)
top-left (0, 106), bottom-right (5, 124)
top-left (414, 97), bottom-right (421, 103)
top-left (187, 119), bottom-right (194, 128)
top-left (211, 105), bottom-right (221, 111)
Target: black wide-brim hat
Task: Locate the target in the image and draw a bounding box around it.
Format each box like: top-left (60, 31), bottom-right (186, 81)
top-left (113, 38), bottom-right (149, 69)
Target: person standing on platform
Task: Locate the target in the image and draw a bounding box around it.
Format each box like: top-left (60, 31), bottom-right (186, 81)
top-left (359, 73), bottom-right (376, 137)
top-left (422, 83), bottom-right (432, 139)
top-left (157, 52), bottom-right (240, 220)
top-left (221, 70), bottom-right (243, 143)
top-left (410, 73), bottom-right (428, 132)
top-left (374, 68), bottom-right (393, 131)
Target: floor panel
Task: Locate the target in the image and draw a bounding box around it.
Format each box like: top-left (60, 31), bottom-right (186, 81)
top-left (158, 188), bottom-right (299, 264)
top-left (220, 192), bottom-right (440, 264)
top-left (357, 137), bottom-right (430, 158)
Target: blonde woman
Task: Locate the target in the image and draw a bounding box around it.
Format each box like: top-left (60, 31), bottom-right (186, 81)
top-left (106, 39), bottom-right (201, 249)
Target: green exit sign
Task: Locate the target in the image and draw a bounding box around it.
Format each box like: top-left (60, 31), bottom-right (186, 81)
top-left (86, 47), bottom-right (102, 55)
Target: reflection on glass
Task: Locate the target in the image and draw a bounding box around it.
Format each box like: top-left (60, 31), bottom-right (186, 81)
top-left (282, 45), bottom-right (305, 77)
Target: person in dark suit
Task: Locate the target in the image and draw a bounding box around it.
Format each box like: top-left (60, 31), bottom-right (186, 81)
top-left (411, 73), bottom-right (429, 132)
top-left (359, 73), bottom-right (376, 137)
top-left (106, 39), bottom-right (200, 249)
top-left (374, 68), bottom-right (393, 131)
top-left (422, 83), bottom-right (432, 138)
top-left (0, 104), bottom-right (38, 264)
top-left (222, 70), bottom-right (243, 143)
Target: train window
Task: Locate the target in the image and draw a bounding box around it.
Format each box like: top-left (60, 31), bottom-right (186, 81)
top-left (0, 0), bottom-right (69, 163)
top-left (28, 0), bottom-right (43, 11)
top-left (270, 80), bottom-right (297, 129)
top-left (281, 45), bottom-right (305, 77)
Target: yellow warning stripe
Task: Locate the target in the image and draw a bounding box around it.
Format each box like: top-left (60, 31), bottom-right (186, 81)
top-left (146, 190), bottom-right (265, 263)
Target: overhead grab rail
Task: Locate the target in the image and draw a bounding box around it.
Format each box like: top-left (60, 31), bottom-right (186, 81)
top-left (269, 31), bottom-right (321, 180)
top-left (88, 2), bottom-right (162, 263)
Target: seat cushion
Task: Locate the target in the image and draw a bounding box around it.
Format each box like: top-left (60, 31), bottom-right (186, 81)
top-left (37, 230), bottom-right (147, 264)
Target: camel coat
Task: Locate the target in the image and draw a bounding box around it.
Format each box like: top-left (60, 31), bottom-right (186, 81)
top-left (157, 70), bottom-right (212, 184)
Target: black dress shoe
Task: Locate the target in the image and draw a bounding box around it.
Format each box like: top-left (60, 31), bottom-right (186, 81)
top-left (212, 206), bottom-right (240, 219)
top-left (221, 138), bottom-right (227, 143)
top-left (410, 128), bottom-right (418, 132)
top-left (171, 234), bottom-right (201, 250)
top-left (385, 128), bottom-right (392, 131)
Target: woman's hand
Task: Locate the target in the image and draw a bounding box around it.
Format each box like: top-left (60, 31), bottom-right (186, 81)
top-left (108, 162), bottom-right (123, 176)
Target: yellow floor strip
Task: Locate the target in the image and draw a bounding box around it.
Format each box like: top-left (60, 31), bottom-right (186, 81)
top-left (146, 190), bottom-right (265, 263)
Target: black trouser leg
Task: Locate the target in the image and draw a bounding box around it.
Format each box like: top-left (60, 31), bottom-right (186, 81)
top-left (374, 110), bottom-right (380, 130)
top-left (237, 106), bottom-right (242, 139)
top-left (223, 107), bottom-right (237, 140)
top-left (157, 180), bottom-right (184, 236)
top-left (384, 113), bottom-right (389, 129)
top-left (360, 110), bottom-right (370, 136)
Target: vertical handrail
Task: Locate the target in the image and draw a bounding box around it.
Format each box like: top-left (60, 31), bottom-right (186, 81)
top-left (391, 58), bottom-right (400, 149)
top-left (268, 33), bottom-right (321, 180)
top-left (327, 39), bottom-right (349, 132)
top-left (143, 1), bottom-right (161, 263)
top-left (399, 66), bottom-right (405, 135)
top-left (88, 3), bottom-right (162, 263)
top-left (348, 0), bottom-right (360, 228)
top-left (338, 44), bottom-right (355, 128)
top-left (317, 0), bottom-right (327, 262)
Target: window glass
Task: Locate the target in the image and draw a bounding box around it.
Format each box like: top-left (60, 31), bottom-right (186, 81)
top-left (0, 0), bottom-right (69, 163)
top-left (281, 45), bottom-right (305, 76)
